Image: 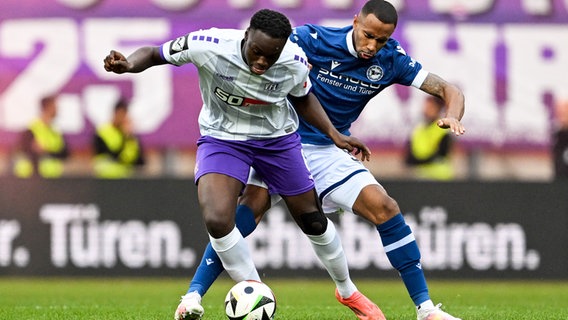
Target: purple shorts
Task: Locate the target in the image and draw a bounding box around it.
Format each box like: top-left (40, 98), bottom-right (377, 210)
top-left (194, 134), bottom-right (314, 196)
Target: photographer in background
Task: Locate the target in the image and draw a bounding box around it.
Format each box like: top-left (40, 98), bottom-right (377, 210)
top-left (405, 96), bottom-right (455, 181)
top-left (12, 94), bottom-right (69, 178)
top-left (93, 97), bottom-right (145, 179)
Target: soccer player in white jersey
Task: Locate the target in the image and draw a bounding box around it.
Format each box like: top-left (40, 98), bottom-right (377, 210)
top-left (103, 8), bottom-right (378, 320)
top-left (183, 1), bottom-right (466, 320)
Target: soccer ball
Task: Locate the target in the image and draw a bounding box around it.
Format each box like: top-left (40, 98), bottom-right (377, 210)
top-left (224, 280), bottom-right (277, 320)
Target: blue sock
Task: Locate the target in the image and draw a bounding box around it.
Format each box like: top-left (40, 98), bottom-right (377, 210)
top-left (377, 213), bottom-right (430, 306)
top-left (188, 205), bottom-right (257, 296)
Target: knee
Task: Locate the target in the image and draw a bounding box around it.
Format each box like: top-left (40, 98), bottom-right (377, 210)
top-left (204, 214), bottom-right (233, 238)
top-left (299, 211), bottom-right (328, 236)
top-left (373, 195), bottom-right (400, 223)
top-left (355, 189), bottom-right (400, 225)
top-left (383, 195), bottom-right (400, 217)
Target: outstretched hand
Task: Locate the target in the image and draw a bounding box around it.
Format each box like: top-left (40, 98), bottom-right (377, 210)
top-left (103, 50), bottom-right (130, 74)
top-left (332, 134), bottom-right (371, 161)
top-left (437, 117), bottom-right (465, 136)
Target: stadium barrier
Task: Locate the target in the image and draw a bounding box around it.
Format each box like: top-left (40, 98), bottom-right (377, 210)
top-left (0, 178), bottom-right (566, 279)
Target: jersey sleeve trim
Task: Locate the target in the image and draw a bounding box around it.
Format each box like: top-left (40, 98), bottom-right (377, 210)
top-left (411, 69), bottom-right (429, 88)
top-left (159, 45), bottom-right (167, 62)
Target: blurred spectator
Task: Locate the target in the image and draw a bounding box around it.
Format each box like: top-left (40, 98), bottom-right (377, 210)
top-left (12, 95), bottom-right (69, 178)
top-left (405, 96), bottom-right (454, 180)
top-left (552, 98), bottom-right (568, 180)
top-left (93, 98), bottom-right (145, 178)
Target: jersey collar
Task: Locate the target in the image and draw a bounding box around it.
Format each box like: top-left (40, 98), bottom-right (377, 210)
top-left (345, 29), bottom-right (358, 58)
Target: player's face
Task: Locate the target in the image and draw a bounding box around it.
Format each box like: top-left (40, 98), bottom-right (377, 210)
top-left (43, 100), bottom-right (58, 120)
top-left (352, 13), bottom-right (395, 59)
top-left (242, 28), bottom-right (287, 75)
top-left (114, 108), bottom-right (128, 126)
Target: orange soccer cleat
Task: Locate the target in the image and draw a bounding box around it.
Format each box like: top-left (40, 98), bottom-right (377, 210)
top-left (335, 288), bottom-right (387, 320)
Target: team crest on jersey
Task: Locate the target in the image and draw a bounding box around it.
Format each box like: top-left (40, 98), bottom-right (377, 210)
top-left (170, 35), bottom-right (188, 55)
top-left (264, 82), bottom-right (280, 91)
top-left (366, 65), bottom-right (383, 81)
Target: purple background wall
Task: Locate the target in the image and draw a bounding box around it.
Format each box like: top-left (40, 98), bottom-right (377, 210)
top-left (1, 0), bottom-right (568, 150)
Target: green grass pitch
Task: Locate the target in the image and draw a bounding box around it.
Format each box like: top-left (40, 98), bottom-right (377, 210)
top-left (1, 277), bottom-right (567, 319)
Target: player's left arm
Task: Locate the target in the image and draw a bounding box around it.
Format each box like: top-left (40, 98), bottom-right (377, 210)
top-left (288, 93), bottom-right (371, 161)
top-left (420, 73), bottom-right (466, 136)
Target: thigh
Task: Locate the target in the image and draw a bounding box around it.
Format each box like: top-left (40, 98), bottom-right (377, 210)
top-left (195, 136), bottom-right (253, 236)
top-left (198, 173), bottom-right (243, 237)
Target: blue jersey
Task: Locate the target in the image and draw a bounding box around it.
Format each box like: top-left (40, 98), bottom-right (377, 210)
top-left (291, 24), bottom-right (426, 145)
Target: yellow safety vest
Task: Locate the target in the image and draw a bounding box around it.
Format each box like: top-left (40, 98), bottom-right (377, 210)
top-left (14, 119), bottom-right (66, 178)
top-left (94, 124), bottom-right (141, 179)
top-left (409, 121), bottom-right (454, 180)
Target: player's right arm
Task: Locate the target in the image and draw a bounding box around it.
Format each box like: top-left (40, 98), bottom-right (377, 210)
top-left (103, 47), bottom-right (166, 74)
top-left (419, 73), bottom-right (466, 136)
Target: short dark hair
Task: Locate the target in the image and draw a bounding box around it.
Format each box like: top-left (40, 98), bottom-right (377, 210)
top-left (249, 9), bottom-right (292, 40)
top-left (361, 0), bottom-right (398, 27)
top-left (40, 95), bottom-right (57, 110)
top-left (114, 97), bottom-right (129, 112)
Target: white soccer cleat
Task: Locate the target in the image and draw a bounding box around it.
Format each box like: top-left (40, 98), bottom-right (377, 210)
top-left (174, 292), bottom-right (204, 320)
top-left (417, 303), bottom-right (461, 320)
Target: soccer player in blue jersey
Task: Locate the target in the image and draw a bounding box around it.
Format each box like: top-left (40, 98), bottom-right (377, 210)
top-left (178, 1), bottom-right (466, 320)
top-left (103, 8), bottom-right (376, 320)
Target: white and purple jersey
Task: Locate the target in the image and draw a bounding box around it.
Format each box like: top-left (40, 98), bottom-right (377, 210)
top-left (161, 28), bottom-right (312, 141)
top-left (290, 24), bottom-right (429, 145)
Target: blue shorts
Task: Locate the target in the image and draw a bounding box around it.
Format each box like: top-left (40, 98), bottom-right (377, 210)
top-left (194, 134), bottom-right (314, 196)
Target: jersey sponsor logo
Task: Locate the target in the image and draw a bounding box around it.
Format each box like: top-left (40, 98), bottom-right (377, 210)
top-left (331, 60), bottom-right (341, 70)
top-left (318, 68), bottom-right (381, 89)
top-left (366, 65), bottom-right (384, 81)
top-left (214, 87), bottom-right (270, 107)
top-left (215, 72), bottom-right (236, 82)
top-left (170, 35), bottom-right (188, 55)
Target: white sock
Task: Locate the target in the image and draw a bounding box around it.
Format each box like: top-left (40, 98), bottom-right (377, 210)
top-left (307, 219), bottom-right (357, 298)
top-left (183, 291), bottom-right (201, 303)
top-left (418, 300), bottom-right (435, 310)
top-left (209, 227), bottom-right (260, 282)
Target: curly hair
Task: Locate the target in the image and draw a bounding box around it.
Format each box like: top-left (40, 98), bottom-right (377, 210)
top-left (249, 9), bottom-right (292, 40)
top-left (361, 0), bottom-right (398, 27)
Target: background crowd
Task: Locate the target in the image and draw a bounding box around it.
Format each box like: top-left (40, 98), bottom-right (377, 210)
top-left (2, 93), bottom-right (566, 181)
